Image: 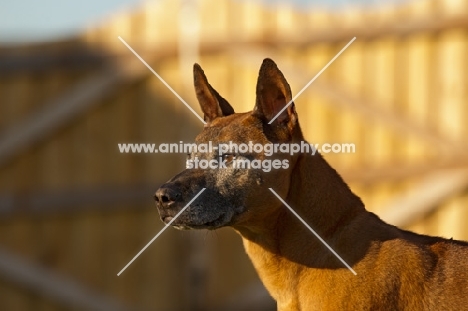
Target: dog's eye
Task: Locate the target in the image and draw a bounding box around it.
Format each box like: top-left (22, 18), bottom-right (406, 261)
top-left (222, 154), bottom-right (236, 163)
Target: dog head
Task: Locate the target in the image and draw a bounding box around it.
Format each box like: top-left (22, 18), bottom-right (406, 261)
top-left (155, 59), bottom-right (303, 230)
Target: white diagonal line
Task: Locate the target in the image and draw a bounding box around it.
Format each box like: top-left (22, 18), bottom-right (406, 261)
top-left (268, 188), bottom-right (357, 275)
top-left (269, 37), bottom-right (356, 124)
top-left (118, 36), bottom-right (206, 125)
top-left (117, 188), bottom-right (206, 276)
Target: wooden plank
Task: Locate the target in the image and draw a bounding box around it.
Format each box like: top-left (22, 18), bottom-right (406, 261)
top-left (0, 184), bottom-right (156, 217)
top-left (0, 48), bottom-right (106, 76)
top-left (435, 197), bottom-right (464, 239)
top-left (436, 30), bottom-right (466, 145)
top-left (0, 217), bottom-right (36, 309)
top-left (404, 33), bottom-right (435, 171)
top-left (31, 67), bottom-right (61, 311)
top-left (0, 247), bottom-right (132, 311)
top-left (341, 156), bottom-right (468, 185)
top-left (35, 215), bottom-right (70, 311)
top-left (0, 277), bottom-right (32, 310)
top-left (379, 168), bottom-right (468, 228)
top-left (459, 194), bottom-right (468, 241)
top-left (327, 36), bottom-right (364, 169)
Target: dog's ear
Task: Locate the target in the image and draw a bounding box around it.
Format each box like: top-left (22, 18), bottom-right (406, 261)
top-left (194, 63), bottom-right (234, 124)
top-left (253, 58), bottom-right (297, 128)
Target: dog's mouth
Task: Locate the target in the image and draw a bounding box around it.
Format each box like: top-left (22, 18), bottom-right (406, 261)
top-left (161, 213), bottom-right (227, 230)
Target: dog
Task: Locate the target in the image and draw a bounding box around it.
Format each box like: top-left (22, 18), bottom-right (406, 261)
top-left (155, 59), bottom-right (468, 310)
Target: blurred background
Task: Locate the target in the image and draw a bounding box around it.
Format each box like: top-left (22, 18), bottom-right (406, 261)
top-left (0, 0), bottom-right (467, 310)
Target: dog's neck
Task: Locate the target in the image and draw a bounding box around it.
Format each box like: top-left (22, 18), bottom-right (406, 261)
top-left (287, 151), bottom-right (366, 238)
top-left (235, 149), bottom-right (370, 302)
top-left (238, 147), bottom-right (367, 250)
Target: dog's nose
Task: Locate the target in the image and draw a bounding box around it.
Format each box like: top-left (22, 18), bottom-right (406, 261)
top-left (154, 185), bottom-right (181, 208)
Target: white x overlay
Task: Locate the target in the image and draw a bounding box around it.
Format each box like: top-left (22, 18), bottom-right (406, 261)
top-left (118, 36), bottom-right (206, 124)
top-left (117, 188), bottom-right (206, 276)
top-left (269, 37), bottom-right (356, 124)
top-left (269, 188), bottom-right (357, 275)
top-left (117, 36), bottom-right (357, 276)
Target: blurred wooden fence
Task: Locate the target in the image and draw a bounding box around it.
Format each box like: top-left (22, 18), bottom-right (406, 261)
top-left (0, 0), bottom-right (467, 310)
